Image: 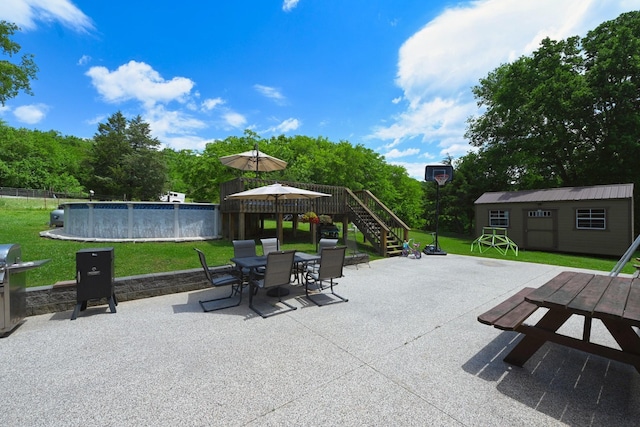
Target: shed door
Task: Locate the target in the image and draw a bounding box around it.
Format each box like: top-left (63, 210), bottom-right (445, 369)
top-left (524, 209), bottom-right (557, 250)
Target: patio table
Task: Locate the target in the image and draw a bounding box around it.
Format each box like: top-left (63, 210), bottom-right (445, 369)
top-left (478, 271), bottom-right (640, 373)
top-left (230, 252), bottom-right (320, 295)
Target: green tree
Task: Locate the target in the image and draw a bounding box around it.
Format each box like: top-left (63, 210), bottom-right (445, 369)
top-left (88, 112), bottom-right (167, 200)
top-left (465, 11), bottom-right (640, 233)
top-left (0, 122), bottom-right (88, 193)
top-left (0, 21), bottom-right (38, 105)
top-left (582, 11), bottom-right (640, 185)
top-left (466, 35), bottom-right (590, 189)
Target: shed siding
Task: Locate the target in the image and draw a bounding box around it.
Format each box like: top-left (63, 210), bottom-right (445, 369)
top-left (475, 198), bottom-right (632, 257)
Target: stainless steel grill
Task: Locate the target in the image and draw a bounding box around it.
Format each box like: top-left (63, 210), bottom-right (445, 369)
top-left (0, 244), bottom-right (49, 337)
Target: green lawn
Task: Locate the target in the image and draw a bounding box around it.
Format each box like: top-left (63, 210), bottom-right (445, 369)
top-left (0, 196), bottom-right (636, 287)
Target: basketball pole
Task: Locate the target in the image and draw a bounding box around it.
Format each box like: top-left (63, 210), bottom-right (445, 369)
top-left (429, 180), bottom-right (447, 255)
top-left (424, 165), bottom-right (452, 256)
top-left (424, 176), bottom-right (447, 255)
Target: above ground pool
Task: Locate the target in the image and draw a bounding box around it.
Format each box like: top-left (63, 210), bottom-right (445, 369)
top-left (40, 202), bottom-right (221, 242)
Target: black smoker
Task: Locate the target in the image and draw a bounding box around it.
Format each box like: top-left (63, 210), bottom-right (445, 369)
top-left (71, 247), bottom-right (117, 320)
top-left (0, 244), bottom-right (50, 337)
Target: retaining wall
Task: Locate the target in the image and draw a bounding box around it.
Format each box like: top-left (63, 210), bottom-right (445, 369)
top-left (25, 254), bottom-right (369, 316)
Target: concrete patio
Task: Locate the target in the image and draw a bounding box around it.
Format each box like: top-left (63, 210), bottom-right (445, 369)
top-left (1, 254), bottom-right (639, 426)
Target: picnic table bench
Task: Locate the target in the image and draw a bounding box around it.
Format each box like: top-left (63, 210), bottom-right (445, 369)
top-left (478, 271), bottom-right (640, 373)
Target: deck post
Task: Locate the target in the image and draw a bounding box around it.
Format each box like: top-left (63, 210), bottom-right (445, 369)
top-left (277, 212), bottom-right (283, 244)
top-left (342, 217), bottom-right (349, 245)
top-left (292, 215), bottom-right (298, 238)
top-left (238, 212), bottom-right (246, 240)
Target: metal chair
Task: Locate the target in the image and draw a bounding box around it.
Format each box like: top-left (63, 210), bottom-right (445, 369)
top-left (232, 239), bottom-right (258, 257)
top-left (194, 248), bottom-right (243, 312)
top-left (232, 239), bottom-right (263, 280)
top-left (318, 238), bottom-right (338, 254)
top-left (346, 238), bottom-right (370, 269)
top-left (304, 246), bottom-right (348, 306)
top-left (260, 238), bottom-right (279, 255)
top-left (249, 250), bottom-right (297, 318)
top-left (305, 238), bottom-right (339, 276)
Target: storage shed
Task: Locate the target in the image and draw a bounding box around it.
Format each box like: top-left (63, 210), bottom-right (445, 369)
top-left (474, 183), bottom-right (634, 257)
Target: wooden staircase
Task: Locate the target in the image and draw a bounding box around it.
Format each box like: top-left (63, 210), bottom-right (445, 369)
top-left (345, 189), bottom-right (409, 257)
top-left (220, 178), bottom-right (410, 257)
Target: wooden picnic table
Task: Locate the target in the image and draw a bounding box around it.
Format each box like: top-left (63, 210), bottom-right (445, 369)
top-left (478, 271), bottom-right (640, 373)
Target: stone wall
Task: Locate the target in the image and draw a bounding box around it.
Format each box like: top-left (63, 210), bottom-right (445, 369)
top-left (25, 266), bottom-right (231, 316)
top-left (25, 254), bottom-right (368, 316)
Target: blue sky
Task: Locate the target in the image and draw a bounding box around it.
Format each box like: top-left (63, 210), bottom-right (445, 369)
top-left (1, 0), bottom-right (639, 179)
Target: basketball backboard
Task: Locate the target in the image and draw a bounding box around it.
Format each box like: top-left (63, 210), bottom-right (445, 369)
top-left (424, 164), bottom-right (454, 183)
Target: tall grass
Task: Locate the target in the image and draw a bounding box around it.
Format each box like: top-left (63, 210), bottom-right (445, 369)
top-left (0, 196), bottom-right (636, 287)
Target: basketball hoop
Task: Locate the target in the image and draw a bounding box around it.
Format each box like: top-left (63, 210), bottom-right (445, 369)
top-left (434, 174), bottom-right (449, 186)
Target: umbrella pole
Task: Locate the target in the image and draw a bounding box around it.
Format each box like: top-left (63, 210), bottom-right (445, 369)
top-left (254, 143), bottom-right (259, 177)
top-left (275, 195), bottom-right (282, 249)
top-left (267, 194), bottom-right (289, 297)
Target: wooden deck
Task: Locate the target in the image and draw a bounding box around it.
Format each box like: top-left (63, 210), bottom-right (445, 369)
top-left (219, 178), bottom-right (410, 256)
top-left (219, 178), bottom-right (350, 245)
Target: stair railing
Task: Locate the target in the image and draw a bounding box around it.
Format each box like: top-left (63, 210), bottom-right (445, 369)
top-left (353, 190), bottom-right (410, 246)
top-left (345, 189), bottom-right (390, 256)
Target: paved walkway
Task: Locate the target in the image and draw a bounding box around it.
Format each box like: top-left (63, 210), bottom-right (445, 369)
top-left (1, 254), bottom-right (639, 426)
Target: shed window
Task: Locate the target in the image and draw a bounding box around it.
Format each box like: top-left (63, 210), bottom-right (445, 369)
top-left (489, 210), bottom-right (509, 227)
top-left (576, 208), bottom-right (606, 230)
top-left (528, 210), bottom-right (552, 217)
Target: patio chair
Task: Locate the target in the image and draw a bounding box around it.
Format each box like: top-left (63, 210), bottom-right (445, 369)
top-left (304, 246), bottom-right (348, 306)
top-left (318, 238), bottom-right (338, 254)
top-left (249, 250), bottom-right (297, 318)
top-left (304, 238), bottom-right (339, 276)
top-left (232, 239), bottom-right (263, 280)
top-left (194, 248), bottom-right (243, 312)
top-left (346, 237), bottom-right (370, 269)
top-left (260, 238), bottom-right (279, 255)
top-left (233, 239), bottom-right (258, 257)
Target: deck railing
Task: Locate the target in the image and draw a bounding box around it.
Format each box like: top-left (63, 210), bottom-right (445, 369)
top-left (219, 178), bottom-right (411, 257)
top-left (220, 178), bottom-right (346, 216)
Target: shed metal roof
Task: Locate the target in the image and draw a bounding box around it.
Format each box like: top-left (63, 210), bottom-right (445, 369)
top-left (474, 183), bottom-right (634, 205)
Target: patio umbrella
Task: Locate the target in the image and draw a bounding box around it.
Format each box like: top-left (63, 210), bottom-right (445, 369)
top-left (226, 183), bottom-right (331, 246)
top-left (227, 183), bottom-right (331, 297)
top-left (219, 144), bottom-right (287, 173)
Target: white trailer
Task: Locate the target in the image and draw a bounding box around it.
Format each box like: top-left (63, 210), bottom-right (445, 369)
top-left (160, 191), bottom-right (186, 203)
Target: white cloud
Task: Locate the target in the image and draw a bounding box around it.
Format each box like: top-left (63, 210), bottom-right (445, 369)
top-left (201, 97), bottom-right (225, 111)
top-left (77, 55), bottom-right (91, 66)
top-left (276, 118), bottom-right (300, 133)
top-left (391, 97), bottom-right (402, 104)
top-left (282, 0), bottom-right (300, 12)
top-left (383, 148), bottom-right (420, 159)
top-left (223, 111), bottom-right (248, 128)
top-left (0, 0), bottom-right (94, 32)
top-left (144, 105), bottom-right (206, 135)
top-left (389, 161), bottom-right (430, 180)
top-left (86, 61), bottom-right (194, 108)
top-left (260, 117), bottom-right (301, 134)
top-left (160, 134), bottom-right (210, 152)
top-left (254, 84), bottom-right (287, 105)
top-left (13, 104), bottom-right (48, 124)
top-left (371, 0), bottom-right (637, 179)
top-left (86, 114), bottom-right (106, 127)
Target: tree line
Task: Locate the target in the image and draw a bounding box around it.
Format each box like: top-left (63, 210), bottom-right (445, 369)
top-left (0, 118), bottom-right (427, 228)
